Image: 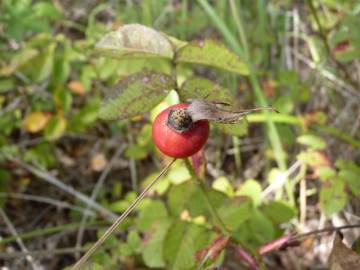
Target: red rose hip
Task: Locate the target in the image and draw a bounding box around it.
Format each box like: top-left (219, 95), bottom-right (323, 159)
top-left (152, 103), bottom-right (209, 158)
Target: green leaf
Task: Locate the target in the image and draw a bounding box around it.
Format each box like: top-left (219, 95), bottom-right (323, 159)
top-left (320, 179), bottom-right (347, 216)
top-left (143, 219), bottom-right (172, 268)
top-left (175, 39), bottom-right (249, 75)
top-left (249, 209), bottom-right (275, 244)
top-left (179, 77), bottom-right (234, 103)
top-left (126, 230), bottom-right (141, 253)
top-left (98, 71), bottom-right (175, 120)
top-left (163, 221), bottom-right (209, 270)
top-left (297, 134), bottom-right (326, 150)
top-left (33, 2), bottom-right (63, 19)
top-left (214, 119), bottom-right (248, 136)
top-left (125, 145), bottom-right (148, 160)
top-left (339, 169), bottom-right (360, 196)
top-left (136, 200), bottom-right (168, 231)
top-left (212, 176), bottom-right (234, 196)
top-left (23, 142), bottom-right (55, 168)
top-left (0, 78), bottom-right (15, 93)
top-left (108, 192), bottom-right (137, 213)
top-left (235, 179), bottom-right (262, 206)
top-left (22, 42), bottom-right (56, 82)
top-left (317, 167), bottom-right (337, 181)
top-left (262, 200), bottom-right (296, 224)
top-left (164, 34), bottom-right (188, 52)
top-left (142, 172), bottom-right (170, 195)
top-left (188, 188), bottom-right (227, 218)
top-left (43, 115), bottom-right (67, 141)
top-left (95, 24), bottom-right (174, 60)
top-left (218, 199), bottom-right (252, 231)
top-left (168, 182), bottom-right (195, 217)
top-left (167, 160), bottom-right (191, 185)
top-left (54, 88), bottom-right (72, 113)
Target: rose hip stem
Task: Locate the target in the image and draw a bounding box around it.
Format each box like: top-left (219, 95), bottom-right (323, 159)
top-left (71, 158), bottom-right (177, 270)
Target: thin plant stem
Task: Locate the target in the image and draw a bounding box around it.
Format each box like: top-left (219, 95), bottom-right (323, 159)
top-left (0, 221), bottom-right (109, 245)
top-left (290, 224), bottom-right (360, 243)
top-left (75, 145), bottom-right (125, 259)
top-left (7, 156), bottom-right (118, 222)
top-left (229, 0), bottom-right (249, 58)
top-left (184, 158), bottom-right (229, 235)
top-left (227, 0), bottom-right (293, 203)
top-left (198, 0), bottom-right (287, 175)
top-left (0, 192), bottom-right (94, 216)
top-left (0, 208), bottom-right (39, 269)
top-left (0, 247), bottom-right (91, 260)
top-left (70, 158), bottom-right (176, 270)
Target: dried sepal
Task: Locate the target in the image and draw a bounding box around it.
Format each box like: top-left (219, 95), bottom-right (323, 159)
top-left (186, 99), bottom-right (278, 123)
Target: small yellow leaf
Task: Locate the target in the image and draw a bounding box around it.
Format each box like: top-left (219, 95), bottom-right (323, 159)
top-left (68, 80), bottom-right (85, 95)
top-left (24, 111), bottom-right (51, 133)
top-left (0, 95), bottom-right (5, 105)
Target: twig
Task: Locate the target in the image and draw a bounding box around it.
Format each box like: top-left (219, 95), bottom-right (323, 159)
top-left (127, 129), bottom-right (138, 193)
top-left (6, 156), bottom-right (118, 222)
top-left (290, 224), bottom-right (360, 243)
top-left (299, 164), bottom-right (307, 225)
top-left (293, 7), bottom-right (300, 72)
top-left (75, 145), bottom-right (125, 258)
top-left (70, 158), bottom-right (176, 270)
top-left (0, 193), bottom-right (94, 216)
top-left (0, 221), bottom-right (109, 245)
top-left (293, 50), bottom-right (360, 101)
top-left (0, 208), bottom-right (39, 270)
top-left (261, 160), bottom-right (302, 200)
top-left (0, 247), bottom-right (90, 259)
top-left (196, 250), bottom-right (213, 270)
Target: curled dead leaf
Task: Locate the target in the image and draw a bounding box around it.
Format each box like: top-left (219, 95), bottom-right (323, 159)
top-left (329, 233), bottom-right (360, 270)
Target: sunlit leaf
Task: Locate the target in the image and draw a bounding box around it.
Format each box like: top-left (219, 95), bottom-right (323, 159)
top-left (95, 24), bottom-right (174, 60)
top-left (0, 78), bottom-right (15, 93)
top-left (176, 39), bottom-right (249, 75)
top-left (136, 200), bottom-right (168, 231)
top-left (23, 111), bottom-right (51, 133)
top-left (98, 71), bottom-right (175, 120)
top-left (263, 200), bottom-right (296, 223)
top-left (218, 199), bottom-right (252, 230)
top-left (236, 179), bottom-right (262, 206)
top-left (214, 119), bottom-right (248, 136)
top-left (249, 209), bottom-right (275, 243)
top-left (163, 221), bottom-right (209, 270)
top-left (339, 169), bottom-right (360, 196)
top-left (179, 77), bottom-right (234, 103)
top-left (44, 115), bottom-right (67, 141)
top-left (212, 176), bottom-right (234, 196)
top-left (297, 134), bottom-right (326, 150)
top-left (320, 179), bottom-right (347, 216)
top-left (143, 219), bottom-right (172, 268)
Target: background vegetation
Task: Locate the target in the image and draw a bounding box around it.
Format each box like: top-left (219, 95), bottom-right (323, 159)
top-left (0, 0), bottom-right (360, 269)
